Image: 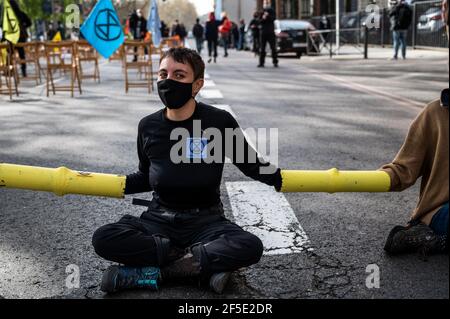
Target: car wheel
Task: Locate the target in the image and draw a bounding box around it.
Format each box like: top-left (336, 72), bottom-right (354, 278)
top-left (296, 52), bottom-right (302, 59)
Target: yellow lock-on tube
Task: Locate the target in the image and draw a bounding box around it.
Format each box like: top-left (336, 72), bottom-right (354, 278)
top-left (0, 164), bottom-right (391, 197)
top-left (280, 168), bottom-right (391, 193)
top-left (0, 163), bottom-right (126, 198)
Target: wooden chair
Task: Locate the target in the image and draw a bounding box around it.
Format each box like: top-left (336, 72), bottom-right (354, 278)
top-left (122, 40), bottom-right (153, 94)
top-left (109, 45), bottom-right (123, 63)
top-left (150, 44), bottom-right (164, 83)
top-left (0, 42), bottom-right (19, 99)
top-left (76, 40), bottom-right (100, 83)
top-left (36, 42), bottom-right (48, 79)
top-left (14, 42), bottom-right (42, 85)
top-left (161, 36), bottom-right (182, 49)
top-left (44, 41), bottom-right (82, 98)
top-left (151, 44), bottom-right (164, 60)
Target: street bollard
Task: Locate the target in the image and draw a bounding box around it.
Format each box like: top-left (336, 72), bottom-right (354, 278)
top-left (364, 25), bottom-right (369, 59)
top-left (330, 35), bottom-right (333, 59)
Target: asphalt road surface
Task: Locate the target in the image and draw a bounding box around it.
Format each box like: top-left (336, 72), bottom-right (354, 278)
top-left (0, 44), bottom-right (448, 299)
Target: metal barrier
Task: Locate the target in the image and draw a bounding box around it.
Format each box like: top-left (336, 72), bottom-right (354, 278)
top-left (307, 27), bottom-right (368, 58)
top-left (309, 0), bottom-right (448, 50)
top-left (413, 0), bottom-right (448, 48)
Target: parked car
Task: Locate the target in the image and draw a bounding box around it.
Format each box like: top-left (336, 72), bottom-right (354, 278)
top-left (417, 7), bottom-right (445, 33)
top-left (341, 12), bottom-right (361, 29)
top-left (274, 19), bottom-right (318, 58)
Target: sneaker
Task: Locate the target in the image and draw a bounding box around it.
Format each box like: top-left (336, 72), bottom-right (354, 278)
top-left (257, 64), bottom-right (264, 68)
top-left (389, 56), bottom-right (398, 61)
top-left (384, 223), bottom-right (441, 258)
top-left (100, 265), bottom-right (161, 293)
top-left (209, 272), bottom-right (231, 294)
top-left (207, 58), bottom-right (212, 64)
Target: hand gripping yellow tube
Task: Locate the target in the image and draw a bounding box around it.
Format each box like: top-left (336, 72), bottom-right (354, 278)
top-left (0, 163), bottom-right (126, 198)
top-left (280, 168), bottom-right (391, 193)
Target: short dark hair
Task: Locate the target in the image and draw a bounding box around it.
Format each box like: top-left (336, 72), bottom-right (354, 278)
top-left (160, 48), bottom-right (205, 80)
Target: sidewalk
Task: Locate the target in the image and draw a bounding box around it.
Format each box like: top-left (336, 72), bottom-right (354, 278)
top-left (302, 45), bottom-right (448, 61)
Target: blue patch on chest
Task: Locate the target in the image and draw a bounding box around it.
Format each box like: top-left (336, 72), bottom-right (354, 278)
top-left (186, 138), bottom-right (208, 159)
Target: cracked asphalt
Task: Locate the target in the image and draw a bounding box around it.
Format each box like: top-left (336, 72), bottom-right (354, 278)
top-left (0, 43), bottom-right (448, 299)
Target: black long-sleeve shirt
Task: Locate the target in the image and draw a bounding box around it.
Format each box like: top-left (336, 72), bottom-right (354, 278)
top-left (125, 102), bottom-right (281, 209)
top-left (260, 7), bottom-right (276, 35)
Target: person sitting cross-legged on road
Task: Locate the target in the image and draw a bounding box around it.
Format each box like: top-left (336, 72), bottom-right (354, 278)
top-left (380, 89), bottom-right (449, 259)
top-left (92, 48), bottom-right (282, 294)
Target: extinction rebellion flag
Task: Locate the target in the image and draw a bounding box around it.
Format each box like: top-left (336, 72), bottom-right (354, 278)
top-left (80, 0), bottom-right (124, 59)
top-left (2, 0), bottom-right (20, 44)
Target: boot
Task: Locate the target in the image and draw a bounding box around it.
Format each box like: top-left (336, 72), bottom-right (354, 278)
top-left (161, 249), bottom-right (202, 281)
top-left (153, 235), bottom-right (185, 266)
top-left (419, 234), bottom-right (448, 259)
top-left (384, 222), bottom-right (445, 260)
top-left (209, 272), bottom-right (231, 294)
top-left (100, 265), bottom-right (161, 293)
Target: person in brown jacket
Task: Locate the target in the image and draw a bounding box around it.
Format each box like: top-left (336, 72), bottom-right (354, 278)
top-left (381, 88), bottom-right (449, 259)
top-left (382, 3), bottom-right (449, 258)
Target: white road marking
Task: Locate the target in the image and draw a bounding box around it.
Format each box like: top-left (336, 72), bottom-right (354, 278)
top-left (212, 104), bottom-right (253, 164)
top-left (204, 80), bottom-right (216, 88)
top-left (302, 66), bottom-right (424, 110)
top-left (204, 73), bottom-right (210, 79)
top-left (208, 85), bottom-right (310, 256)
top-left (199, 89), bottom-right (223, 99)
top-left (212, 104), bottom-right (237, 118)
top-left (226, 181), bottom-right (311, 255)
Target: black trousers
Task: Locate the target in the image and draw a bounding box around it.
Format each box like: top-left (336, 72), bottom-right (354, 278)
top-left (259, 33), bottom-right (278, 66)
top-left (207, 39), bottom-right (218, 58)
top-left (17, 47), bottom-right (26, 77)
top-left (252, 32), bottom-right (260, 54)
top-left (92, 200), bottom-right (264, 275)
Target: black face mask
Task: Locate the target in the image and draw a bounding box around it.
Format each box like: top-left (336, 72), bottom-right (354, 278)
top-left (157, 79), bottom-right (194, 110)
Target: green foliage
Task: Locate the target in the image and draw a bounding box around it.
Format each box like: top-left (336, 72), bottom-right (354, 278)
top-left (16, 0), bottom-right (83, 22)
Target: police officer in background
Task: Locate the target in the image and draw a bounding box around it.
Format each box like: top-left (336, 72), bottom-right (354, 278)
top-left (258, 0), bottom-right (278, 68)
top-left (249, 11), bottom-right (262, 56)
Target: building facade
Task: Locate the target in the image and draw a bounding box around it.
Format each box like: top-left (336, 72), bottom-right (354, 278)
top-left (222, 0), bottom-right (258, 23)
top-left (255, 0), bottom-right (305, 18)
top-left (255, 0), bottom-right (389, 19)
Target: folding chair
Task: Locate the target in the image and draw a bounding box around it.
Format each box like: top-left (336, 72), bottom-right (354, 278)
top-left (76, 40), bottom-right (100, 83)
top-left (35, 42), bottom-right (48, 80)
top-left (161, 36), bottom-right (182, 49)
top-left (109, 45), bottom-right (123, 63)
top-left (44, 41), bottom-right (82, 98)
top-left (122, 40), bottom-right (153, 94)
top-left (151, 44), bottom-right (164, 60)
top-left (150, 44), bottom-right (164, 83)
top-left (14, 42), bottom-right (42, 85)
top-left (0, 42), bottom-right (19, 99)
